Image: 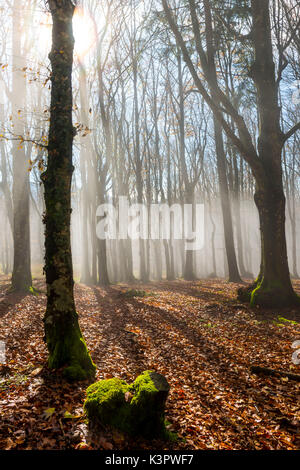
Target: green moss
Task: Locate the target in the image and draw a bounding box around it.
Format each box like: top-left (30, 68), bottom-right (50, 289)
top-left (130, 371), bottom-right (170, 438)
top-left (249, 279), bottom-right (300, 308)
top-left (277, 316), bottom-right (299, 325)
top-left (84, 378), bottom-right (131, 431)
top-left (122, 289), bottom-right (153, 298)
top-left (238, 277), bottom-right (300, 308)
top-left (47, 319), bottom-right (96, 382)
top-left (29, 286), bottom-right (39, 296)
top-left (84, 371), bottom-right (170, 439)
top-left (63, 364), bottom-right (90, 382)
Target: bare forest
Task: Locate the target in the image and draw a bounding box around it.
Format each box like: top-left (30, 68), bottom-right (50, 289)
top-left (0, 0), bottom-right (300, 453)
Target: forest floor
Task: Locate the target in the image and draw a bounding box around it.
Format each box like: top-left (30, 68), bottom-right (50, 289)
top-left (0, 275), bottom-right (300, 450)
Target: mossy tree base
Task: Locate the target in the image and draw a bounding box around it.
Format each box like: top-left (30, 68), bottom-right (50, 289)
top-left (238, 280), bottom-right (300, 308)
top-left (45, 311), bottom-right (96, 382)
top-left (84, 371), bottom-right (170, 439)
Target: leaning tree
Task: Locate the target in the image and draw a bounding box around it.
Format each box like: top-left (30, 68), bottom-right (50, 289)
top-left (42, 0), bottom-right (96, 381)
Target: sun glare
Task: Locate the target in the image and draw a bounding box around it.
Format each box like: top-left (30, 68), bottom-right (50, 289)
top-left (36, 7), bottom-right (97, 61)
top-left (73, 7), bottom-right (97, 61)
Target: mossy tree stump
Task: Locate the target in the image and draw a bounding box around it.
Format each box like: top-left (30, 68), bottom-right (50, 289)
top-left (84, 371), bottom-right (170, 439)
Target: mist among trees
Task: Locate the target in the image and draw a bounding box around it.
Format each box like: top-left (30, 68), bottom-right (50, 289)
top-left (0, 0), bottom-right (300, 452)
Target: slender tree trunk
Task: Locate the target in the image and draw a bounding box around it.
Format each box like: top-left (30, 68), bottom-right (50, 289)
top-left (201, 3), bottom-right (241, 283)
top-left (96, 184), bottom-right (110, 287)
top-left (213, 118), bottom-right (241, 282)
top-left (11, 3), bottom-right (32, 292)
top-left (80, 186), bottom-right (91, 285)
top-left (290, 200), bottom-right (299, 279)
top-left (184, 187), bottom-right (196, 280)
top-left (0, 140), bottom-right (13, 234)
top-left (78, 64), bottom-right (91, 285)
top-left (284, 151), bottom-right (299, 279)
top-left (97, 239), bottom-right (110, 286)
top-left (42, 0), bottom-right (95, 381)
top-left (207, 193), bottom-right (217, 277)
top-left (176, 52), bottom-right (196, 281)
top-left (231, 146), bottom-right (249, 277)
top-left (125, 238), bottom-right (135, 282)
top-left (91, 206), bottom-right (98, 285)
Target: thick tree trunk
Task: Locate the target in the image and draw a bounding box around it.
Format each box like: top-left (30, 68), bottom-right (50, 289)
top-left (42, 0), bottom-right (95, 381)
top-left (163, 0), bottom-right (299, 305)
top-left (239, 0), bottom-right (299, 307)
top-left (239, 177), bottom-right (297, 307)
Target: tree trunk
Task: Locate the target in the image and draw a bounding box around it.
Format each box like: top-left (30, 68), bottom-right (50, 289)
top-left (97, 238), bottom-right (110, 286)
top-left (11, 2), bottom-right (32, 292)
top-left (213, 118), bottom-right (241, 282)
top-left (201, 1), bottom-right (241, 283)
top-left (238, 0), bottom-right (299, 307)
top-left (207, 194), bottom-right (217, 277)
top-left (42, 0), bottom-right (96, 381)
top-left (240, 178), bottom-right (297, 307)
top-left (184, 188), bottom-right (196, 280)
top-left (231, 146), bottom-right (250, 277)
top-left (78, 64), bottom-right (91, 285)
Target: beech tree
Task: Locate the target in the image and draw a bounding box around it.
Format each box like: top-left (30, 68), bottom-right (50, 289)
top-left (11, 1), bottom-right (32, 292)
top-left (42, 0), bottom-right (95, 381)
top-left (162, 0), bottom-right (300, 307)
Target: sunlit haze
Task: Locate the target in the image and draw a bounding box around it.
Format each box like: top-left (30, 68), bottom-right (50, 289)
top-left (37, 6), bottom-right (97, 60)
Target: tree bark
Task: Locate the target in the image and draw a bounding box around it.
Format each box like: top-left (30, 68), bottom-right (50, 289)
top-left (11, 2), bottom-right (32, 292)
top-left (162, 0), bottom-right (299, 307)
top-left (238, 0), bottom-right (298, 307)
top-left (202, 2), bottom-right (241, 283)
top-left (42, 0), bottom-right (96, 381)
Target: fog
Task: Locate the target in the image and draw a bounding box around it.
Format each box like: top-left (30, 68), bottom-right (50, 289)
top-left (0, 0), bottom-right (299, 286)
